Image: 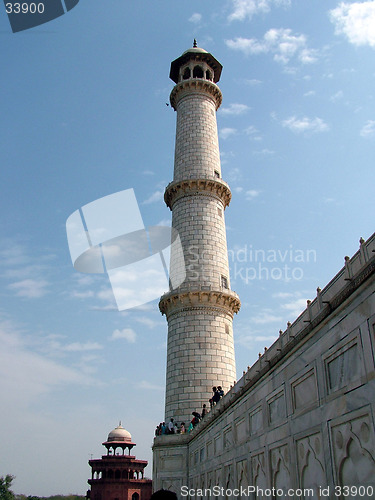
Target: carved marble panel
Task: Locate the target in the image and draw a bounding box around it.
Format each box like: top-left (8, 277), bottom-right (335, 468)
top-left (223, 426), bottom-right (233, 449)
top-left (249, 406), bottom-right (263, 435)
top-left (296, 431), bottom-right (326, 497)
top-left (235, 417), bottom-right (247, 443)
top-left (369, 313), bottom-right (375, 367)
top-left (200, 473), bottom-right (205, 493)
top-left (214, 433), bottom-right (222, 455)
top-left (237, 459), bottom-right (249, 498)
top-left (162, 479), bottom-right (182, 496)
top-left (251, 452), bottom-right (268, 490)
top-left (270, 443), bottom-right (292, 493)
top-left (206, 440), bottom-right (213, 459)
top-left (267, 390), bottom-right (286, 425)
top-left (162, 453), bottom-right (184, 471)
top-left (291, 368), bottom-right (318, 412)
top-left (323, 331), bottom-right (363, 394)
top-left (330, 410), bottom-right (375, 489)
top-left (224, 464), bottom-right (233, 499)
top-left (215, 468), bottom-right (222, 488)
top-left (206, 470), bottom-right (214, 490)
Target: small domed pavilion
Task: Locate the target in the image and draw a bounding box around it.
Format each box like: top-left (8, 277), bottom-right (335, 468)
top-left (87, 423), bottom-right (152, 500)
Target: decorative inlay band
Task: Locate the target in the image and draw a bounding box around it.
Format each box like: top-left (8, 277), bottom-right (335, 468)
top-left (170, 79), bottom-right (223, 110)
top-left (159, 287), bottom-right (241, 318)
top-left (164, 178), bottom-right (231, 210)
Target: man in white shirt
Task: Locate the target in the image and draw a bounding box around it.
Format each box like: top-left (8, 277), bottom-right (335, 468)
top-left (168, 418), bottom-right (175, 434)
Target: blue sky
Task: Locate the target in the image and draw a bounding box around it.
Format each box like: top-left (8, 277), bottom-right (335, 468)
top-left (0, 0), bottom-right (374, 495)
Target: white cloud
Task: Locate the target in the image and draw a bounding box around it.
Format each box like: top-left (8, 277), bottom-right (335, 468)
top-left (110, 328), bottom-right (137, 343)
top-left (330, 90), bottom-right (344, 102)
top-left (137, 380), bottom-right (164, 391)
top-left (272, 292), bottom-right (294, 299)
top-left (142, 190), bottom-right (164, 205)
top-left (70, 290), bottom-right (95, 299)
top-left (96, 286), bottom-right (117, 305)
top-left (228, 0), bottom-right (290, 22)
top-left (254, 335), bottom-right (279, 343)
top-left (303, 90), bottom-right (316, 97)
top-left (282, 116), bottom-right (329, 134)
top-left (8, 278), bottom-right (49, 298)
top-left (330, 1), bottom-right (375, 47)
top-left (245, 189), bottom-right (261, 200)
top-left (226, 28), bottom-right (318, 64)
top-left (157, 218), bottom-right (172, 227)
top-left (253, 148), bottom-right (275, 155)
top-left (220, 103), bottom-right (250, 115)
top-left (63, 342), bottom-right (103, 352)
top-left (245, 125), bottom-right (262, 141)
top-left (226, 167), bottom-right (242, 183)
top-left (252, 311), bottom-right (283, 324)
top-left (281, 297), bottom-right (308, 318)
top-left (219, 127), bottom-right (237, 139)
top-left (0, 323), bottom-right (94, 408)
top-left (245, 125), bottom-right (258, 135)
top-left (189, 13), bottom-right (202, 23)
top-left (236, 332), bottom-right (278, 350)
top-left (360, 119), bottom-right (375, 137)
top-left (244, 78), bottom-right (262, 86)
top-left (135, 317), bottom-right (161, 329)
top-left (35, 335), bottom-right (104, 358)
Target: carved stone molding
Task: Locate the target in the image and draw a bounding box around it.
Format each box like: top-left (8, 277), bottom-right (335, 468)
top-left (159, 287), bottom-right (241, 318)
top-left (170, 79), bottom-right (223, 110)
top-left (330, 410), bottom-right (375, 487)
top-left (296, 432), bottom-right (326, 494)
top-left (164, 177), bottom-right (232, 210)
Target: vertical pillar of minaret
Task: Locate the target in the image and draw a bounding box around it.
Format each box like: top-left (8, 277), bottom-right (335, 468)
top-left (159, 42), bottom-right (241, 424)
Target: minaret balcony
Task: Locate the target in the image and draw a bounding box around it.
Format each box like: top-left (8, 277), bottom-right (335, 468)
top-left (159, 285), bottom-right (241, 318)
top-left (170, 78), bottom-right (223, 110)
top-left (164, 177), bottom-right (231, 210)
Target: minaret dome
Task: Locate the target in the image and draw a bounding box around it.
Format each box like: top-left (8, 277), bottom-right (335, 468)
top-left (169, 40), bottom-right (222, 84)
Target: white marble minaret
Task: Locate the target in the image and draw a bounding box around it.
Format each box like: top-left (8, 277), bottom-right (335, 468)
top-left (159, 41), bottom-right (241, 425)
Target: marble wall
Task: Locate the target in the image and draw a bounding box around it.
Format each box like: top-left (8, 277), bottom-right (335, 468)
top-left (153, 234), bottom-right (375, 499)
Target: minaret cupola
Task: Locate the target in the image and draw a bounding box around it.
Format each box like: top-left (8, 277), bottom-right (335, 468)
top-left (169, 39), bottom-right (222, 84)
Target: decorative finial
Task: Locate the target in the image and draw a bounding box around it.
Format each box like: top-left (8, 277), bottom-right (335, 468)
top-left (193, 39), bottom-right (197, 48)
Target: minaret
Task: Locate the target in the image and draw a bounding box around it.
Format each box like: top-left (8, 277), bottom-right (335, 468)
top-left (159, 41), bottom-right (241, 424)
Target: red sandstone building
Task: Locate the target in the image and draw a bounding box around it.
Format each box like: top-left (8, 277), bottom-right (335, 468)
top-left (87, 424), bottom-right (152, 500)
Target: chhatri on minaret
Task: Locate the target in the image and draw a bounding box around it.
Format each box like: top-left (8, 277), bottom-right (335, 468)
top-left (159, 41), bottom-right (241, 425)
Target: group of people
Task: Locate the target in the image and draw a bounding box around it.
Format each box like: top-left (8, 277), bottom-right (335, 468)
top-left (155, 418), bottom-right (185, 436)
top-left (155, 386), bottom-right (226, 437)
top-left (154, 410), bottom-right (203, 436)
top-left (209, 385), bottom-right (224, 407)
